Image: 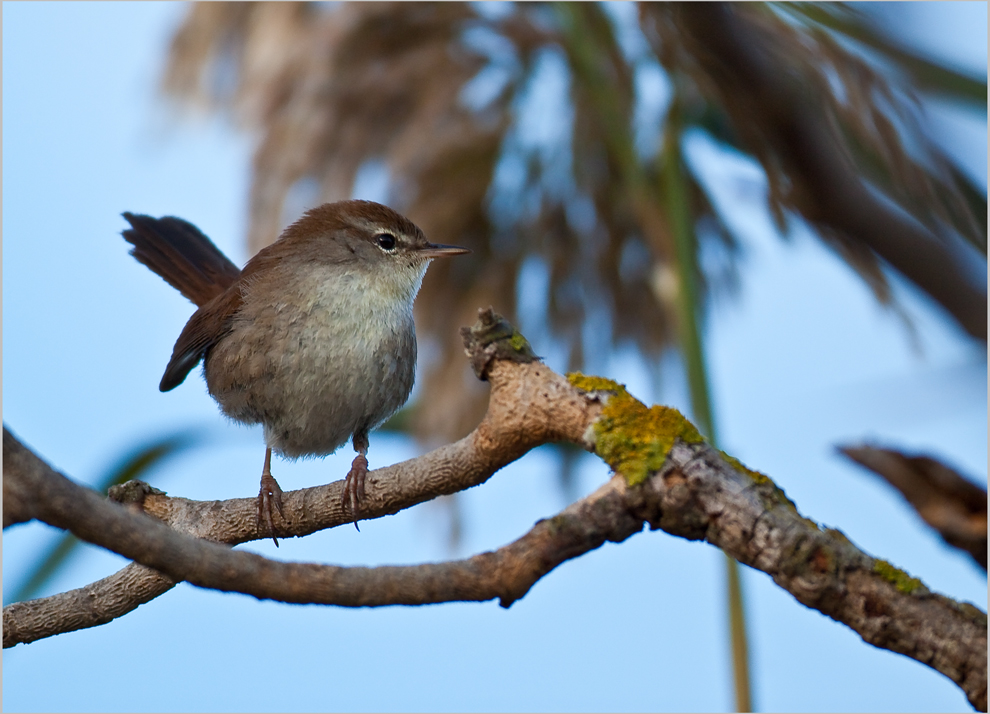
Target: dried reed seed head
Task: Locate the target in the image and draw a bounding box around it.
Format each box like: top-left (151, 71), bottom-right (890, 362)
top-left (161, 2), bottom-right (982, 440)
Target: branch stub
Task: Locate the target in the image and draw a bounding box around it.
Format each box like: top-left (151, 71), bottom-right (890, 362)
top-left (459, 306), bottom-right (539, 380)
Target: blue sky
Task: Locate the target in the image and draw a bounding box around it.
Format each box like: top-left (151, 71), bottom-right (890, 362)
top-left (3, 3), bottom-right (986, 712)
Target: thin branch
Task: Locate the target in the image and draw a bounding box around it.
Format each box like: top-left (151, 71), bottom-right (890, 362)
top-left (2, 564), bottom-right (175, 648)
top-left (3, 309), bottom-right (598, 640)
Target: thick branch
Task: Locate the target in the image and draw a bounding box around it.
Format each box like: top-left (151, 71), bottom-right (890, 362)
top-left (6, 423), bottom-right (987, 708)
top-left (4, 426), bottom-right (47, 528)
top-left (4, 309), bottom-right (986, 709)
top-left (652, 442), bottom-right (987, 711)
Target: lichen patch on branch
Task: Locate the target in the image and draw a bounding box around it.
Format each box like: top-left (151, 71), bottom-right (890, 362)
top-left (718, 448), bottom-right (804, 514)
top-left (567, 372), bottom-right (704, 486)
top-left (872, 558), bottom-right (927, 595)
top-left (718, 450), bottom-right (770, 485)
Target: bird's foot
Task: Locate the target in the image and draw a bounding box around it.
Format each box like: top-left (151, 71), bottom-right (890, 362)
top-left (343, 453), bottom-right (368, 530)
top-left (258, 471), bottom-right (284, 547)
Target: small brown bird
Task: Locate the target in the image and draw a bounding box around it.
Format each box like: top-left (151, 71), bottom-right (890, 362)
top-left (122, 200), bottom-right (468, 544)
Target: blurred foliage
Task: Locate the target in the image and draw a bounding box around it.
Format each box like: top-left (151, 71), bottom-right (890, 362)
top-left (7, 431), bottom-right (203, 605)
top-left (161, 1), bottom-right (986, 447)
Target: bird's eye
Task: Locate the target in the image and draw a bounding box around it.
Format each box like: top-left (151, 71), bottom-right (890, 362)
top-left (375, 233), bottom-right (397, 252)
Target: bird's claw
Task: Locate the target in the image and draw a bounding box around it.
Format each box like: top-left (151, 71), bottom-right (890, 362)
top-left (343, 454), bottom-right (368, 531)
top-left (258, 472), bottom-right (284, 546)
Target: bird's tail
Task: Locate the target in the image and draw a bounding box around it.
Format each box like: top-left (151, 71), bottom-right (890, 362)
top-left (121, 212), bottom-right (241, 307)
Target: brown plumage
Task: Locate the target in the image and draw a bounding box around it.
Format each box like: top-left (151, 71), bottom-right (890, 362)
top-left (122, 212), bottom-right (241, 306)
top-left (122, 200), bottom-right (468, 544)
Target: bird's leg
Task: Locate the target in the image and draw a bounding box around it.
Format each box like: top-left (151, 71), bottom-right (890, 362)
top-left (344, 430), bottom-right (369, 529)
top-left (257, 447), bottom-right (284, 546)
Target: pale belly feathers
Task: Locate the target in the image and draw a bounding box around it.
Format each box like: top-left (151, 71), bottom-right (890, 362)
top-left (203, 260), bottom-right (422, 457)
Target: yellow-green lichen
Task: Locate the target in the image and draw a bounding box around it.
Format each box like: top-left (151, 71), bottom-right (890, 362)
top-left (719, 450), bottom-right (771, 485)
top-left (567, 372), bottom-right (705, 486)
top-left (567, 373), bottom-right (627, 394)
top-left (873, 559), bottom-right (924, 594)
top-left (509, 331), bottom-right (531, 353)
top-left (462, 309), bottom-right (538, 378)
top-left (718, 448), bottom-right (802, 513)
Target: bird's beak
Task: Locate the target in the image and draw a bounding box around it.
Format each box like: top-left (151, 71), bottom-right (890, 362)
top-left (416, 243), bottom-right (471, 258)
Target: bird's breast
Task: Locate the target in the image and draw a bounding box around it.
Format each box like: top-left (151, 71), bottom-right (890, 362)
top-left (204, 263), bottom-right (420, 457)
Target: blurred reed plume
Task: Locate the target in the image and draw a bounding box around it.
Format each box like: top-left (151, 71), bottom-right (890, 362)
top-left (161, 1), bottom-right (986, 447)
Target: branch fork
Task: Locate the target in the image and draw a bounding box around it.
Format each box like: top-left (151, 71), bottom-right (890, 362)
top-left (3, 307), bottom-right (986, 710)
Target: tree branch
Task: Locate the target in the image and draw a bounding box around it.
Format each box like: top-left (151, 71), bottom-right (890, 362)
top-left (841, 444), bottom-right (988, 570)
top-left (2, 563), bottom-right (174, 648)
top-left (4, 309), bottom-right (986, 709)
